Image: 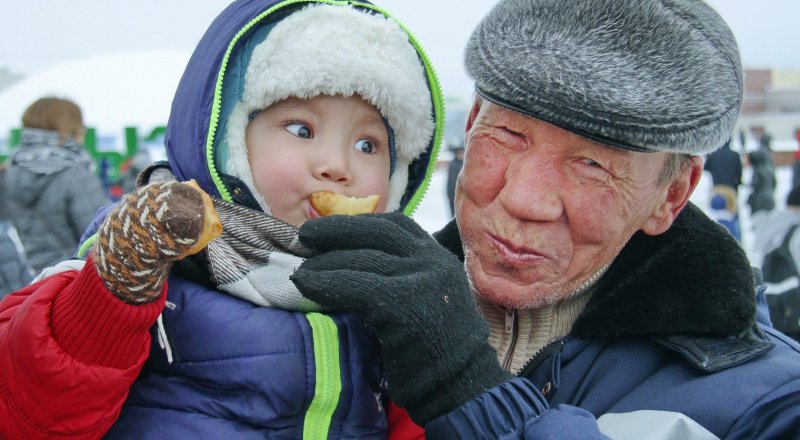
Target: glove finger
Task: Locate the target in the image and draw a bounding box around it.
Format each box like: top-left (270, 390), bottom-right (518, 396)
top-left (292, 265), bottom-right (476, 342)
top-left (298, 249), bottom-right (431, 277)
top-left (379, 211), bottom-right (431, 236)
top-left (292, 266), bottom-right (459, 324)
top-left (291, 266), bottom-right (393, 313)
top-left (298, 212), bottom-right (426, 254)
top-left (294, 252), bottom-right (470, 308)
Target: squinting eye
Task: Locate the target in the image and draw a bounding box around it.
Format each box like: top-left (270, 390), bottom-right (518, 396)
top-left (584, 159), bottom-right (603, 169)
top-left (286, 123), bottom-right (312, 139)
top-left (354, 139), bottom-right (377, 154)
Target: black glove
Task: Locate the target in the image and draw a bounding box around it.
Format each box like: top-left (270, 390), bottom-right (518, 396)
top-left (290, 212), bottom-right (513, 425)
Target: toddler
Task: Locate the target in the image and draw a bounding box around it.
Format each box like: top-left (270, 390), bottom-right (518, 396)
top-left (0, 1), bottom-right (442, 438)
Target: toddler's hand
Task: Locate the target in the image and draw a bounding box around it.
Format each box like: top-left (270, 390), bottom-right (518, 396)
top-left (93, 180), bottom-right (221, 303)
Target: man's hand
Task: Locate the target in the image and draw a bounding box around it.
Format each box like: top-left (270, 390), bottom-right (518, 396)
top-left (290, 212), bottom-right (512, 424)
top-left (93, 180), bottom-right (221, 303)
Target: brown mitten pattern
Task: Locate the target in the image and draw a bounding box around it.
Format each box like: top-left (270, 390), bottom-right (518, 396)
top-left (93, 180), bottom-right (221, 303)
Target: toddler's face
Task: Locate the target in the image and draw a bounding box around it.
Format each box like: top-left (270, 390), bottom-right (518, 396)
top-left (246, 95), bottom-right (391, 227)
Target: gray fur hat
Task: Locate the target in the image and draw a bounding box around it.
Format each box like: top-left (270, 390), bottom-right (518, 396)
top-left (465, 0), bottom-right (742, 155)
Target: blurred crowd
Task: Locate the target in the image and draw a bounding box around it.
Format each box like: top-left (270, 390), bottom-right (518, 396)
top-left (704, 130), bottom-right (800, 340)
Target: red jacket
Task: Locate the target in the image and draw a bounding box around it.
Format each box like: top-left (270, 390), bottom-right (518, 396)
top-left (0, 261), bottom-right (163, 439)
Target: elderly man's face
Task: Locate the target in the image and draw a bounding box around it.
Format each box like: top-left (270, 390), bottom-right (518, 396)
top-left (456, 101), bottom-right (701, 309)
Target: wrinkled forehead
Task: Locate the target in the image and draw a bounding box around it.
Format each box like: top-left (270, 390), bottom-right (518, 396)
top-left (471, 98), bottom-right (679, 177)
top-left (473, 99), bottom-right (642, 152)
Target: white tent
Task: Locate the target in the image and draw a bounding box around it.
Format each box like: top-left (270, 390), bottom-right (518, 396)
top-left (0, 49), bottom-right (190, 150)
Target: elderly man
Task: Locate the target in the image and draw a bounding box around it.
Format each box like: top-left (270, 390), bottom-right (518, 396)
top-left (291, 0), bottom-right (800, 438)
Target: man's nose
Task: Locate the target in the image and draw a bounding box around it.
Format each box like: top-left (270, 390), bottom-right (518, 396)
top-left (499, 154), bottom-right (563, 222)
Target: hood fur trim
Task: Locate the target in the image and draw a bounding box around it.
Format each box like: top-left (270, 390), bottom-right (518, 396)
top-left (225, 4), bottom-right (435, 213)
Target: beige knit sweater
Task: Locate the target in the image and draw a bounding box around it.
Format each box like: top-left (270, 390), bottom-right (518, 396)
top-left (478, 266), bottom-right (608, 374)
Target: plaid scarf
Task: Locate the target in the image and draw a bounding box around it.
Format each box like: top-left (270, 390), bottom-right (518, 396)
top-left (205, 199), bottom-right (323, 312)
top-left (12, 128), bottom-right (94, 175)
top-left (145, 166), bottom-right (322, 312)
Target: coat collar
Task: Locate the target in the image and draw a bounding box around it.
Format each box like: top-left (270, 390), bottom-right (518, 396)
top-left (572, 203), bottom-right (755, 338)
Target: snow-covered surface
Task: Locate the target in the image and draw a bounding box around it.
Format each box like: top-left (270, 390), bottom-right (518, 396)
top-left (411, 166), bottom-right (453, 234)
top-left (412, 165), bottom-right (793, 268)
top-left (0, 49), bottom-right (190, 144)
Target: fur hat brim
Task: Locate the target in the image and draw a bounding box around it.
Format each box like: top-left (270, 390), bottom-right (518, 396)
top-left (225, 4), bottom-right (435, 213)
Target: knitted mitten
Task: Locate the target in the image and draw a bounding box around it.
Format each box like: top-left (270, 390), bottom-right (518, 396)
top-left (93, 180), bottom-right (221, 303)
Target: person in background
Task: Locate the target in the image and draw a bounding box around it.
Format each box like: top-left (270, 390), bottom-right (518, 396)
top-left (704, 138), bottom-right (742, 194)
top-left (751, 185), bottom-right (800, 265)
top-left (708, 184), bottom-right (741, 241)
top-left (704, 139), bottom-right (742, 240)
top-left (113, 148), bottom-right (153, 198)
top-left (792, 128), bottom-right (800, 189)
top-left (446, 140), bottom-right (465, 218)
top-left (0, 220), bottom-right (34, 299)
top-left (289, 0), bottom-right (800, 437)
top-left (0, 1), bottom-right (441, 438)
top-left (747, 132), bottom-right (776, 217)
top-left (2, 97), bottom-right (109, 273)
top-left (756, 184), bottom-right (800, 342)
top-left (0, 165), bottom-right (35, 298)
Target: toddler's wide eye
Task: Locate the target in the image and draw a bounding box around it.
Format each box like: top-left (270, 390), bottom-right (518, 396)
top-left (354, 139), bottom-right (376, 154)
top-left (286, 123), bottom-right (312, 139)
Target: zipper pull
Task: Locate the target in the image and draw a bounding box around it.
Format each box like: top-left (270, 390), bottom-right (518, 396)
top-left (505, 308), bottom-right (515, 334)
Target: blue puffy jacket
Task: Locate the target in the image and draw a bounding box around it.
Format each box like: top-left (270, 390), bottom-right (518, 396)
top-left (106, 274), bottom-right (389, 438)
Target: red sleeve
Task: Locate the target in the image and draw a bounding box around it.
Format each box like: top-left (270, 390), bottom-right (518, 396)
top-left (0, 256), bottom-right (166, 439)
top-left (387, 400), bottom-right (425, 440)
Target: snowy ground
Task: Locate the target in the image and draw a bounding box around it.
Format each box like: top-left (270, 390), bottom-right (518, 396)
top-left (410, 166), bottom-right (453, 235)
top-left (412, 164), bottom-right (795, 268)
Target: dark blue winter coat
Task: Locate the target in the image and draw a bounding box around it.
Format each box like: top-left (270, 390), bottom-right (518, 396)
top-left (106, 274), bottom-right (389, 438)
top-left (703, 141), bottom-right (742, 192)
top-left (428, 204), bottom-right (800, 438)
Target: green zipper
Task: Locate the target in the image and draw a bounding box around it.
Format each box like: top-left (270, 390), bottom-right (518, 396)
top-left (349, 1), bottom-right (446, 216)
top-left (303, 312), bottom-right (342, 439)
top-left (77, 233), bottom-right (97, 258)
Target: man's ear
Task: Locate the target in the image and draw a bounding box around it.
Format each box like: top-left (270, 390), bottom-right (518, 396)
top-left (465, 97), bottom-right (482, 133)
top-left (641, 155), bottom-right (704, 236)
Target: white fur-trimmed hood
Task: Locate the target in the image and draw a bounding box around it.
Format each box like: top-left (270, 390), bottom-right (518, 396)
top-left (224, 4), bottom-right (435, 213)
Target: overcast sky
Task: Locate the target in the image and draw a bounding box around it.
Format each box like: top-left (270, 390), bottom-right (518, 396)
top-left (2, 0), bottom-right (799, 103)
